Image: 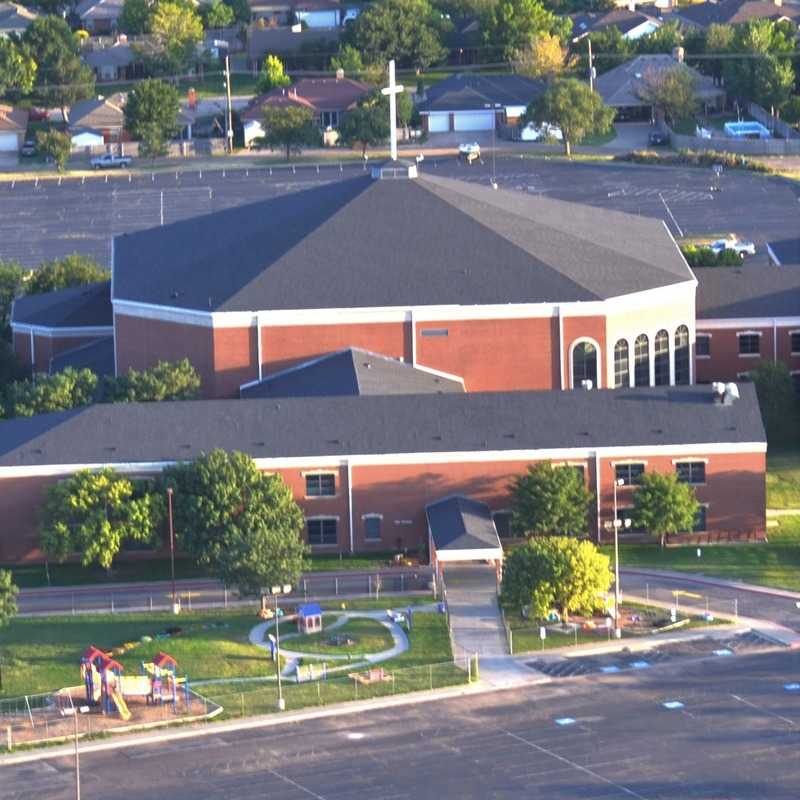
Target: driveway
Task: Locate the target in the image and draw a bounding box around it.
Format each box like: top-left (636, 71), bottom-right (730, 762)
top-left (608, 121), bottom-right (654, 151)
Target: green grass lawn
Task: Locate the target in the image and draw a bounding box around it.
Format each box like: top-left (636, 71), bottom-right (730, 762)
top-left (281, 616), bottom-right (394, 656)
top-left (767, 447), bottom-right (800, 509)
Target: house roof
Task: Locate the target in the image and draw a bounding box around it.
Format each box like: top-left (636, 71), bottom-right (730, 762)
top-left (767, 238), bottom-right (800, 267)
top-left (11, 281), bottom-right (112, 329)
top-left (0, 385), bottom-right (766, 469)
top-left (695, 266), bottom-right (800, 319)
top-left (241, 77), bottom-right (368, 120)
top-left (50, 337), bottom-right (115, 377)
top-left (68, 94), bottom-right (125, 129)
top-left (571, 8), bottom-right (659, 37)
top-left (83, 43), bottom-right (135, 69)
top-left (240, 348), bottom-right (464, 399)
top-left (673, 0), bottom-right (800, 28)
top-left (247, 25), bottom-right (341, 59)
top-left (0, 1), bottom-right (36, 33)
top-left (418, 73), bottom-right (545, 113)
top-left (595, 54), bottom-right (723, 107)
top-left (76, 0), bottom-right (124, 20)
top-left (0, 104), bottom-right (28, 134)
top-left (113, 172), bottom-right (693, 314)
top-left (426, 495), bottom-right (502, 553)
top-left (298, 603), bottom-right (322, 617)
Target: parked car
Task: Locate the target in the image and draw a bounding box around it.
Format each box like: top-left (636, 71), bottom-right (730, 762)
top-left (519, 122), bottom-right (563, 142)
top-left (710, 237), bottom-right (756, 257)
top-left (648, 131), bottom-right (669, 146)
top-left (20, 140), bottom-right (37, 157)
top-left (91, 153), bottom-right (132, 170)
top-left (458, 142), bottom-right (482, 165)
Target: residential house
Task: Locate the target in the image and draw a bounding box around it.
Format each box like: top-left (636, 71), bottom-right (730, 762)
top-left (0, 104), bottom-right (28, 153)
top-left (246, 23), bottom-right (341, 69)
top-left (669, 0), bottom-right (800, 29)
top-left (595, 51), bottom-right (724, 120)
top-left (68, 94), bottom-right (127, 143)
top-left (76, 0), bottom-right (125, 34)
top-left (247, 0), bottom-right (359, 26)
top-left (417, 73), bottom-right (545, 133)
top-left (571, 7), bottom-right (662, 40)
top-left (0, 1), bottom-right (36, 37)
top-left (82, 40), bottom-right (137, 82)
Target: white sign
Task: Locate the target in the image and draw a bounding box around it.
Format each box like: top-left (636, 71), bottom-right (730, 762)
top-left (539, 626), bottom-right (547, 640)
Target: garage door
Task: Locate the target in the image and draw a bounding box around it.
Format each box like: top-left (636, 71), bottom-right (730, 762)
top-left (453, 111), bottom-right (495, 131)
top-left (0, 133), bottom-right (18, 152)
top-left (426, 113), bottom-right (449, 133)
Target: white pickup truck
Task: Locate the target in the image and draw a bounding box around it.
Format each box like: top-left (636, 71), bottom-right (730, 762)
top-left (91, 153), bottom-right (132, 169)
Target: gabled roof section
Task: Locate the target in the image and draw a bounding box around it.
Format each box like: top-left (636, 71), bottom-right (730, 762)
top-left (571, 8), bottom-right (658, 37)
top-left (68, 94), bottom-right (125, 129)
top-left (0, 104), bottom-right (28, 133)
top-left (76, 0), bottom-right (124, 20)
top-left (12, 281), bottom-right (112, 329)
top-left (0, 1), bottom-right (36, 32)
top-left (418, 73), bottom-right (545, 112)
top-left (241, 77), bottom-right (369, 121)
top-left (695, 266), bottom-right (800, 319)
top-left (241, 348), bottom-right (464, 399)
top-left (672, 0), bottom-right (800, 28)
top-left (113, 173), bottom-right (693, 314)
top-left (426, 495), bottom-right (502, 554)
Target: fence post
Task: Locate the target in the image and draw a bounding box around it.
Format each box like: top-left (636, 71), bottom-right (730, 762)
top-left (734, 598), bottom-right (738, 620)
top-left (149, 595), bottom-right (153, 612)
top-left (224, 587), bottom-right (228, 609)
top-left (645, 583), bottom-right (649, 603)
top-left (110, 594), bottom-right (114, 614)
top-left (240, 693), bottom-right (244, 717)
top-left (429, 664), bottom-right (433, 690)
top-left (401, 574), bottom-right (405, 593)
top-left (368, 575), bottom-right (372, 597)
top-left (335, 578), bottom-right (339, 596)
top-left (72, 594), bottom-right (75, 615)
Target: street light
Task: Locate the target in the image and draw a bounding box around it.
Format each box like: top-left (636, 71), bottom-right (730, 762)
top-left (269, 584), bottom-right (292, 710)
top-left (214, 39), bottom-right (234, 154)
top-left (484, 102), bottom-right (502, 189)
top-left (166, 487), bottom-right (179, 615)
top-left (611, 477), bottom-right (631, 639)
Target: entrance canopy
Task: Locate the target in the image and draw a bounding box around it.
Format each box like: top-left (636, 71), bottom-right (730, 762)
top-left (426, 495), bottom-right (503, 563)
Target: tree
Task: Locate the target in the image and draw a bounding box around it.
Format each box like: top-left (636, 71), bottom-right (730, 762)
top-left (162, 450), bottom-right (308, 595)
top-left (330, 44), bottom-right (364, 75)
top-left (124, 78), bottom-right (180, 145)
top-left (680, 245), bottom-right (742, 268)
top-left (255, 54), bottom-right (291, 94)
top-left (119, 0), bottom-right (154, 34)
top-left (0, 341), bottom-right (27, 389)
top-left (260, 105), bottom-right (320, 160)
top-left (632, 472), bottom-right (699, 548)
top-left (0, 38), bottom-right (37, 96)
top-left (205, 0), bottom-right (234, 29)
top-left (637, 65), bottom-right (699, 124)
top-left (22, 17), bottom-right (95, 119)
top-left (149, 0), bottom-right (204, 74)
top-left (346, 0), bottom-right (448, 70)
top-left (224, 0), bottom-right (250, 24)
top-left (40, 469), bottom-right (160, 569)
top-left (0, 260), bottom-right (25, 339)
top-left (35, 130), bottom-right (72, 173)
top-left (513, 33), bottom-right (568, 80)
top-left (500, 536), bottom-right (611, 622)
top-left (2, 367), bottom-right (98, 418)
top-left (636, 21), bottom-right (683, 55)
top-left (0, 569), bottom-right (18, 628)
top-left (26, 254), bottom-right (107, 295)
top-left (750, 361), bottom-right (798, 444)
top-left (525, 78), bottom-right (614, 156)
top-left (483, 0), bottom-right (572, 62)
top-left (103, 358), bottom-right (201, 402)
top-left (139, 121), bottom-right (170, 159)
top-left (580, 27), bottom-right (633, 76)
top-left (339, 105), bottom-right (388, 157)
top-left (510, 462), bottom-right (593, 538)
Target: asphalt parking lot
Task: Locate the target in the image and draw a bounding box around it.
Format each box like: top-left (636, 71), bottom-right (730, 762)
top-left (3, 648), bottom-right (799, 799)
top-left (0, 157), bottom-right (797, 267)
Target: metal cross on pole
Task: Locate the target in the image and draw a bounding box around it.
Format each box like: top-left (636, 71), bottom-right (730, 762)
top-left (381, 59), bottom-right (404, 162)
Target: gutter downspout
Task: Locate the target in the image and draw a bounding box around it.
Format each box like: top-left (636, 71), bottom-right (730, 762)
top-left (410, 309), bottom-right (416, 366)
top-left (347, 459), bottom-right (354, 553)
top-left (255, 313), bottom-right (263, 382)
top-left (558, 306), bottom-right (565, 390)
top-left (29, 329), bottom-right (35, 381)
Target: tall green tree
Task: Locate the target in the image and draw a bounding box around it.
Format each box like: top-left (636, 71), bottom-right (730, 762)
top-left (346, 0), bottom-right (448, 70)
top-left (632, 472), bottom-right (699, 548)
top-left (35, 129), bottom-right (72, 174)
top-left (0, 569), bottom-right (18, 628)
top-left (2, 367), bottom-right (98, 418)
top-left (510, 462), bottom-right (593, 538)
top-left (26, 254), bottom-right (107, 294)
top-left (500, 536), bottom-right (611, 622)
top-left (0, 38), bottom-right (37, 96)
top-left (580, 27), bottom-right (633, 75)
top-left (255, 54), bottom-right (291, 94)
top-left (524, 77), bottom-right (614, 156)
top-left (124, 79), bottom-right (180, 145)
top-left (750, 361), bottom-right (798, 444)
top-left (0, 260), bottom-right (25, 339)
top-left (339, 105), bottom-right (388, 157)
top-left (224, 0), bottom-right (250, 24)
top-left (149, 0), bottom-right (204, 74)
top-left (483, 0), bottom-right (571, 61)
top-left (330, 44), bottom-right (364, 75)
top-left (204, 0), bottom-right (234, 29)
top-left (103, 358), bottom-right (201, 402)
top-left (637, 65), bottom-right (699, 124)
top-left (119, 0), bottom-right (154, 34)
top-left (40, 469), bottom-right (161, 569)
top-left (0, 342), bottom-right (27, 388)
top-left (260, 105), bottom-right (321, 160)
top-left (162, 450), bottom-right (308, 595)
top-left (636, 21), bottom-right (683, 55)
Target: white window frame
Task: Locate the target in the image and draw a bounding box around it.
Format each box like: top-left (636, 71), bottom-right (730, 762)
top-left (673, 459), bottom-right (707, 486)
top-left (695, 332), bottom-right (712, 360)
top-left (569, 337), bottom-right (602, 389)
top-left (737, 330), bottom-right (762, 358)
top-left (303, 470), bottom-right (337, 499)
top-left (612, 460), bottom-right (647, 487)
top-left (362, 513), bottom-right (383, 541)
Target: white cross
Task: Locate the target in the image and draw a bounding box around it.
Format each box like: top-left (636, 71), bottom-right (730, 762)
top-left (381, 59), bottom-right (404, 162)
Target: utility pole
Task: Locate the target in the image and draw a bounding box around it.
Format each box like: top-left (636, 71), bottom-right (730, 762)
top-left (215, 40), bottom-right (234, 153)
top-left (587, 37), bottom-right (595, 93)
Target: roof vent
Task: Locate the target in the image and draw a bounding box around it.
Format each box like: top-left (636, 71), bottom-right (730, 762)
top-left (712, 382), bottom-right (739, 406)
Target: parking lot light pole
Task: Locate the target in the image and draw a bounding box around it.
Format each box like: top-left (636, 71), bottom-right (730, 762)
top-left (612, 477), bottom-right (625, 638)
top-left (167, 487), bottom-right (178, 614)
top-left (271, 584), bottom-right (292, 710)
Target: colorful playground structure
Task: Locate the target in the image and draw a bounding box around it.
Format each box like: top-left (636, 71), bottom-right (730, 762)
top-left (80, 647), bottom-right (190, 722)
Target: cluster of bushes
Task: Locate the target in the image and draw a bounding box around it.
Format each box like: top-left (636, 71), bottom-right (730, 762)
top-left (680, 245), bottom-right (744, 268)
top-left (617, 149), bottom-right (772, 173)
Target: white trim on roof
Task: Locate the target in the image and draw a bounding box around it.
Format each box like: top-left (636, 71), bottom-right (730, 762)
top-left (698, 317), bottom-right (800, 330)
top-left (10, 324), bottom-right (114, 338)
top-left (434, 547), bottom-right (503, 561)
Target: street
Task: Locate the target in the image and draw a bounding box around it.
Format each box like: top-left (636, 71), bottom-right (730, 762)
top-left (0, 158), bottom-right (796, 266)
top-left (2, 648), bottom-right (799, 799)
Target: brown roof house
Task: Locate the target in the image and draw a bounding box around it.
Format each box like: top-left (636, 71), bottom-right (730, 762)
top-left (0, 104), bottom-right (28, 153)
top-left (68, 93), bottom-right (128, 144)
top-left (241, 73), bottom-right (368, 145)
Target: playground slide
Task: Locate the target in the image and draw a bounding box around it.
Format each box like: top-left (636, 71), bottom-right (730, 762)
top-left (109, 687), bottom-right (132, 721)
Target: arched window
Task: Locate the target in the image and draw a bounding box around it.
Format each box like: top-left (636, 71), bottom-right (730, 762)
top-left (674, 325), bottom-right (690, 385)
top-left (634, 334), bottom-right (649, 387)
top-left (572, 341), bottom-right (597, 389)
top-left (654, 329), bottom-right (670, 385)
top-left (614, 339), bottom-right (629, 388)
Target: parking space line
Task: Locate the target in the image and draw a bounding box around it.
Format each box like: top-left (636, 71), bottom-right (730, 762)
top-left (730, 694), bottom-right (798, 728)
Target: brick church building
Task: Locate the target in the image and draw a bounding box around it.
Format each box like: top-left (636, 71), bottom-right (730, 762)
top-left (3, 164), bottom-right (779, 565)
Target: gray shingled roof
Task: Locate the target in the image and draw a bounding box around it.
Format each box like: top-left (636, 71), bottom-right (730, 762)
top-left (426, 495), bottom-right (502, 552)
top-left (418, 74), bottom-right (545, 113)
top-left (0, 385), bottom-right (765, 469)
top-left (68, 95), bottom-right (125, 130)
top-left (113, 173), bottom-right (693, 313)
top-left (50, 337), bottom-right (115, 377)
top-left (672, 0), bottom-right (800, 28)
top-left (240, 348), bottom-right (464, 399)
top-left (695, 266), bottom-right (800, 319)
top-left (11, 282), bottom-right (112, 328)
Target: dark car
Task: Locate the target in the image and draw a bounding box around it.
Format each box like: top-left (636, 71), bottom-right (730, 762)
top-left (20, 140), bottom-right (37, 157)
top-left (648, 131), bottom-right (669, 146)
